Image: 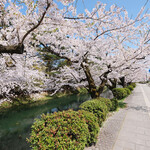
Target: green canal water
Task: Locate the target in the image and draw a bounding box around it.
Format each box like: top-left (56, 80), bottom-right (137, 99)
top-left (0, 94), bottom-right (90, 150)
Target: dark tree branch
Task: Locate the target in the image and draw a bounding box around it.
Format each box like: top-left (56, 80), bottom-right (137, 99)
top-left (0, 44), bottom-right (24, 54)
top-left (93, 20), bottom-right (139, 41)
top-left (0, 1), bottom-right (51, 54)
top-left (21, 2), bottom-right (51, 44)
top-left (40, 42), bottom-right (71, 62)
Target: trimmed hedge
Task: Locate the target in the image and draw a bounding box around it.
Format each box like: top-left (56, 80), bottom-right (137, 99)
top-left (112, 88), bottom-right (128, 100)
top-left (110, 98), bottom-right (118, 111)
top-left (112, 83), bottom-right (136, 100)
top-left (28, 110), bottom-right (90, 150)
top-left (78, 110), bottom-right (99, 146)
top-left (124, 88), bottom-right (131, 95)
top-left (130, 82), bottom-right (136, 88)
top-left (28, 96), bottom-right (120, 149)
top-left (127, 85), bottom-right (134, 91)
top-left (95, 97), bottom-right (112, 111)
top-left (79, 100), bottom-right (108, 126)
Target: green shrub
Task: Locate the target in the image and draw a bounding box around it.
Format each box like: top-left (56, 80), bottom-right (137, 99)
top-left (127, 85), bottom-right (134, 91)
top-left (110, 98), bottom-right (118, 111)
top-left (95, 97), bottom-right (112, 111)
top-left (130, 83), bottom-right (136, 88)
top-left (77, 87), bottom-right (88, 94)
top-left (112, 88), bottom-right (128, 100)
top-left (124, 88), bottom-right (131, 95)
top-left (78, 110), bottom-right (99, 146)
top-left (79, 100), bottom-right (108, 126)
top-left (28, 110), bottom-right (90, 150)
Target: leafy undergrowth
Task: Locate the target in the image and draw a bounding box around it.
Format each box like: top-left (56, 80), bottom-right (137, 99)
top-left (117, 98), bottom-right (127, 110)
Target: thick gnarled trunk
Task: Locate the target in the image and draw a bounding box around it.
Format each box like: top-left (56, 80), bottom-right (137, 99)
top-left (81, 61), bottom-right (110, 99)
top-left (119, 77), bottom-right (126, 87)
top-left (108, 78), bottom-right (117, 91)
top-left (81, 62), bottom-right (99, 98)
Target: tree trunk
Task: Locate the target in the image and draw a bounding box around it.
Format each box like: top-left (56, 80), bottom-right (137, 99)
top-left (81, 62), bottom-right (99, 98)
top-left (108, 78), bottom-right (117, 91)
top-left (119, 76), bottom-right (126, 87)
top-left (81, 61), bottom-right (112, 99)
top-left (97, 79), bottom-right (107, 95)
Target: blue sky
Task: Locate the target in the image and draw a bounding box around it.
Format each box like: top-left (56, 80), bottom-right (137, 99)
top-left (9, 0), bottom-right (149, 19)
top-left (75, 0), bottom-right (149, 18)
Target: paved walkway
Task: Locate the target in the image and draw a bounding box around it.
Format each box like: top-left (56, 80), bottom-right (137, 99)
top-left (85, 84), bottom-right (150, 150)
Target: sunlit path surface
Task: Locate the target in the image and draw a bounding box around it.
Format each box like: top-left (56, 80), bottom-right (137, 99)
top-left (113, 84), bottom-right (150, 150)
top-left (85, 84), bottom-right (150, 150)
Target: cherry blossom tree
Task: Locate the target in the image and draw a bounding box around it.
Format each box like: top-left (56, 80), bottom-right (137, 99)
top-left (0, 0), bottom-right (75, 101)
top-left (38, 2), bottom-right (149, 98)
top-left (0, 0), bottom-right (150, 101)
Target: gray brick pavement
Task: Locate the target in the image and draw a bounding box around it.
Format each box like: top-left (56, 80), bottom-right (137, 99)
top-left (85, 102), bottom-right (127, 150)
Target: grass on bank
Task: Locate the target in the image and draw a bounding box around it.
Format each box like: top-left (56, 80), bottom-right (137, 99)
top-left (0, 91), bottom-right (79, 117)
top-left (117, 98), bottom-right (127, 110)
top-left (0, 87), bottom-right (88, 115)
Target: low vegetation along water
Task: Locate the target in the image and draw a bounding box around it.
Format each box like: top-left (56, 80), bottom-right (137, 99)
top-left (0, 94), bottom-right (90, 150)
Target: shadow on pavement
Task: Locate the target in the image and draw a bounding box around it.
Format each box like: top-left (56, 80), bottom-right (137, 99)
top-left (127, 105), bottom-right (150, 113)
